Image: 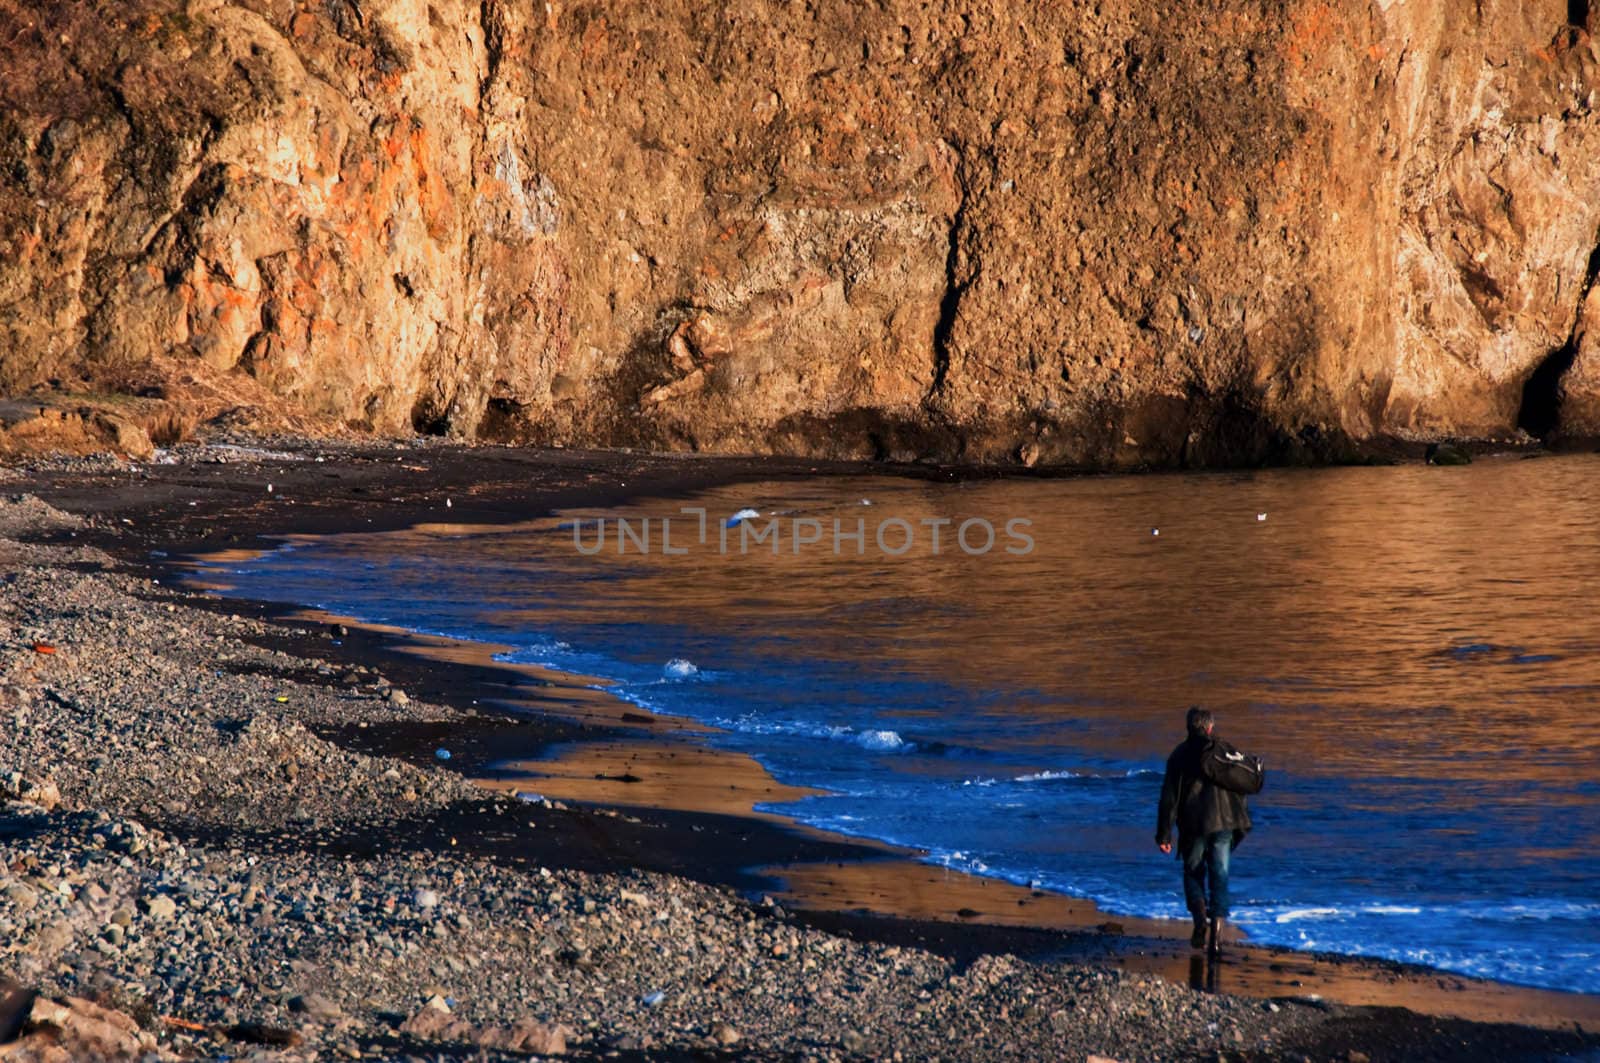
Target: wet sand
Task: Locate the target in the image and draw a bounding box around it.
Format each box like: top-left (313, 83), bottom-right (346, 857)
top-left (771, 859), bottom-right (1600, 1031)
top-left (483, 738), bottom-right (832, 821)
top-left (18, 437), bottom-right (1600, 1055)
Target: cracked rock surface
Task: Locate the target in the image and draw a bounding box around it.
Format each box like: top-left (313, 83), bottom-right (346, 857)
top-left (4, 2), bottom-right (1600, 464)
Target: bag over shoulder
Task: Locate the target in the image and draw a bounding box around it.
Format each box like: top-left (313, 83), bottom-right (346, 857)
top-left (1201, 738), bottom-right (1265, 795)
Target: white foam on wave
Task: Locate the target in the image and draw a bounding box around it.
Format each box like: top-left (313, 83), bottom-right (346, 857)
top-left (927, 848), bottom-right (994, 875)
top-left (960, 767), bottom-right (1162, 789)
top-left (726, 508), bottom-right (762, 526)
top-left (720, 713), bottom-right (913, 753)
top-left (1015, 770), bottom-right (1081, 783)
top-left (1274, 907), bottom-right (1343, 924)
top-left (1495, 900), bottom-right (1600, 921)
top-left (663, 658), bottom-right (699, 678)
top-left (496, 638), bottom-right (574, 666)
top-left (1013, 767), bottom-right (1159, 783)
top-left (856, 729), bottom-right (908, 751)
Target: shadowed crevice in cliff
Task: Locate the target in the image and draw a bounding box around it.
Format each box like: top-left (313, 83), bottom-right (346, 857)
top-left (1518, 238), bottom-right (1600, 439)
top-left (1518, 346), bottom-right (1580, 440)
top-left (1571, 0), bottom-right (1591, 29)
top-left (928, 157), bottom-right (975, 402)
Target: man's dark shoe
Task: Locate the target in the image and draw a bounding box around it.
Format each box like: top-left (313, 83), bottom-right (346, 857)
top-left (1190, 917), bottom-right (1208, 949)
top-left (1207, 917), bottom-right (1224, 956)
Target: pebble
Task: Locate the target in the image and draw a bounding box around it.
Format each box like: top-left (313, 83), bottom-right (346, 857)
top-left (4, 883), bottom-right (39, 911)
top-left (141, 894), bottom-right (177, 921)
top-left (289, 994), bottom-right (343, 1021)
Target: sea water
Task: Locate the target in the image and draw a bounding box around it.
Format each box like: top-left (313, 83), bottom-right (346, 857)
top-left (206, 454), bottom-right (1600, 994)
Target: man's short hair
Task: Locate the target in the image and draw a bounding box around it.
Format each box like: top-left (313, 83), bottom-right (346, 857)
top-left (1186, 705), bottom-right (1214, 737)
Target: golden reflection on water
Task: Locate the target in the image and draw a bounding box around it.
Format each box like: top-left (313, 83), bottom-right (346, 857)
top-left (207, 453), bottom-right (1600, 998)
top-left (445, 455), bottom-right (1600, 792)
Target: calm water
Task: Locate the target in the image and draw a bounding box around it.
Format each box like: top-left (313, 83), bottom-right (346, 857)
top-left (209, 455), bottom-right (1600, 993)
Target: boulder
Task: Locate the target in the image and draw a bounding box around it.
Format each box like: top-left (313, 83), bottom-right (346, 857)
top-left (0, 774), bottom-right (60, 811)
top-left (1425, 442), bottom-right (1473, 466)
top-left (476, 1020), bottom-right (569, 1056)
top-left (140, 894), bottom-right (177, 922)
top-left (12, 995), bottom-right (155, 1060)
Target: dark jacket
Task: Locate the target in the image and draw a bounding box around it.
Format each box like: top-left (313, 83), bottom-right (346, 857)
top-left (1155, 732), bottom-right (1253, 849)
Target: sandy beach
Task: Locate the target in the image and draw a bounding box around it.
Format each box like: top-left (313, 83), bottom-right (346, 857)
top-left (1, 438), bottom-right (1597, 1061)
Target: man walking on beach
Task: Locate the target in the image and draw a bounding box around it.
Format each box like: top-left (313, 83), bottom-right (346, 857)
top-left (1155, 706), bottom-right (1258, 953)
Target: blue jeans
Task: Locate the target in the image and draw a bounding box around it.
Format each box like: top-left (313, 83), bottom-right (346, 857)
top-left (1183, 830), bottom-right (1232, 920)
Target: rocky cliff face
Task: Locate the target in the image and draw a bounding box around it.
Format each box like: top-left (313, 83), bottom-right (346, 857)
top-left (3, 0), bottom-right (1599, 465)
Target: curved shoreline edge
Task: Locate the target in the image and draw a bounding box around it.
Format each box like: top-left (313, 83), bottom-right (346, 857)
top-left (195, 598), bottom-right (1600, 1033)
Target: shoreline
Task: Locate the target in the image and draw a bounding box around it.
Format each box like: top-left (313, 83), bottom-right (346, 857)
top-left (4, 436), bottom-right (1598, 1060)
top-left (183, 594), bottom-right (1600, 1034)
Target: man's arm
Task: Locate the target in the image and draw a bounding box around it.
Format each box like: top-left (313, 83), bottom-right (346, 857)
top-left (1155, 756), bottom-right (1180, 851)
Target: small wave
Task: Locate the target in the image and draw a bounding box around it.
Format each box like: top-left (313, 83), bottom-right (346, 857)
top-left (1496, 900), bottom-right (1600, 921)
top-left (907, 738), bottom-right (985, 759)
top-left (497, 639), bottom-right (575, 666)
top-left (1237, 898), bottom-right (1600, 930)
top-left (719, 714), bottom-right (913, 753)
top-left (1434, 641), bottom-right (1552, 665)
top-left (926, 848), bottom-right (994, 875)
top-left (726, 508), bottom-right (762, 527)
top-left (957, 767), bottom-right (1160, 789)
top-left (1274, 907), bottom-right (1343, 924)
top-left (1442, 642), bottom-right (1503, 658)
top-left (1014, 767), bottom-right (1159, 783)
top-left (856, 729), bottom-right (908, 751)
top-left (663, 658), bottom-right (699, 679)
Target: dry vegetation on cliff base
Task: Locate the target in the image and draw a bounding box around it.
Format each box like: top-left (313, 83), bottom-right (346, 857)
top-left (5, 1), bottom-right (1600, 466)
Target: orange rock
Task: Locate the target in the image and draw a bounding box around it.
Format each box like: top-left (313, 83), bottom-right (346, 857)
top-left (0, 0), bottom-right (1597, 464)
